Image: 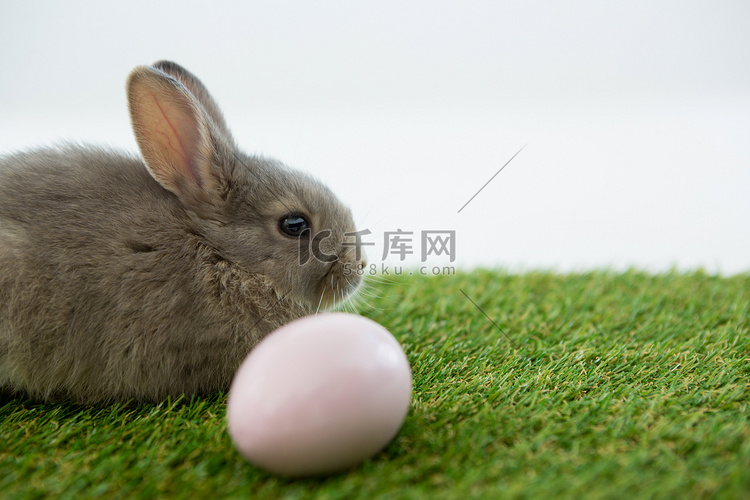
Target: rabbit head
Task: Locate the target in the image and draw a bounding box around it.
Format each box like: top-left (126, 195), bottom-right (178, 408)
top-left (128, 61), bottom-right (366, 312)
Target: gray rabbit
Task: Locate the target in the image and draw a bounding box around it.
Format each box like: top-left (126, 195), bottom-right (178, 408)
top-left (0, 61), bottom-right (365, 403)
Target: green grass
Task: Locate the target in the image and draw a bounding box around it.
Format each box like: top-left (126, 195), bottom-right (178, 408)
top-left (2, 269), bottom-right (749, 499)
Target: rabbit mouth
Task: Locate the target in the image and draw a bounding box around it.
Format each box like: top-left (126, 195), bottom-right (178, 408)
top-left (317, 259), bottom-right (362, 310)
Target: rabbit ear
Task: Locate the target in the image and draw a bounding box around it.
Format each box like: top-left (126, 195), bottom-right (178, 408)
top-left (127, 65), bottom-right (230, 213)
top-left (151, 60), bottom-right (235, 144)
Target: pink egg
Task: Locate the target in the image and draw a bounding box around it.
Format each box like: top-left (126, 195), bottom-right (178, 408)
top-left (226, 313), bottom-right (412, 477)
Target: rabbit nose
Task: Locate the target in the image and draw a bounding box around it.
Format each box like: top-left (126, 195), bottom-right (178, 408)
top-left (353, 257), bottom-right (367, 276)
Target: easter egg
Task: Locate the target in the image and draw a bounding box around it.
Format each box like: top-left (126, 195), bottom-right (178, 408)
top-left (226, 313), bottom-right (412, 476)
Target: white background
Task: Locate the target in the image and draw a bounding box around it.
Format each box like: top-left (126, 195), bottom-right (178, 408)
top-left (1, 1), bottom-right (748, 275)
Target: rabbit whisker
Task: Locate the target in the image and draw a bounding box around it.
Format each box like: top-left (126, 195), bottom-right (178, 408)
top-left (315, 288), bottom-right (325, 315)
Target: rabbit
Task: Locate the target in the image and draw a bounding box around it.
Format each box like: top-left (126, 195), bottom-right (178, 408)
top-left (0, 60), bottom-right (366, 404)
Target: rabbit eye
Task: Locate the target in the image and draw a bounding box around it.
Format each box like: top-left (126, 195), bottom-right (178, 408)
top-left (279, 214), bottom-right (310, 237)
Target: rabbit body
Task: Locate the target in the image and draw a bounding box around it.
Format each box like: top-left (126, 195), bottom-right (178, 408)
top-left (0, 62), bottom-right (363, 403)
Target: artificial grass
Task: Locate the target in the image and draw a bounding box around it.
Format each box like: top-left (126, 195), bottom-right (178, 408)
top-left (1, 269), bottom-right (748, 499)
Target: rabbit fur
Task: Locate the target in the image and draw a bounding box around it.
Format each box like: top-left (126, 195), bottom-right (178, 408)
top-left (0, 61), bottom-right (365, 403)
